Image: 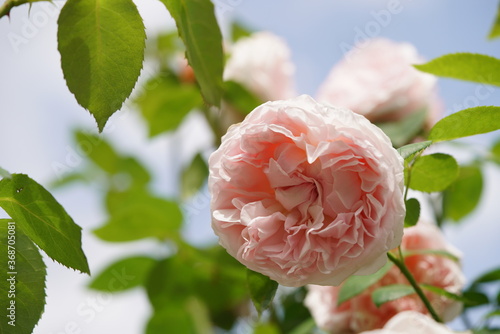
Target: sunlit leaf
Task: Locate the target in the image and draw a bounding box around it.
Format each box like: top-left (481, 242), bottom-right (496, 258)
top-left (409, 153), bottom-right (459, 192)
top-left (89, 256), bottom-right (156, 292)
top-left (371, 284), bottom-right (415, 307)
top-left (254, 323), bottom-right (281, 334)
top-left (0, 174), bottom-right (89, 273)
top-left (429, 106), bottom-right (500, 142)
top-left (247, 269), bottom-right (279, 315)
top-left (338, 261), bottom-right (392, 306)
top-left (443, 165), bottom-right (483, 222)
top-left (415, 53), bottom-right (500, 87)
top-left (0, 220), bottom-right (46, 334)
top-left (58, 0), bottom-right (146, 131)
top-left (161, 0), bottom-right (223, 107)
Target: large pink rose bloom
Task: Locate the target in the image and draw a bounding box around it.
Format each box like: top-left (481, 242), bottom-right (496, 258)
top-left (208, 95), bottom-right (405, 287)
top-left (223, 31), bottom-right (296, 102)
top-left (316, 38), bottom-right (441, 124)
top-left (360, 311), bottom-right (471, 334)
top-left (305, 222), bottom-right (465, 333)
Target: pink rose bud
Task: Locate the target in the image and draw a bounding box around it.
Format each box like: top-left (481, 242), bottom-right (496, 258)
top-left (316, 38), bottom-right (442, 125)
top-left (209, 95), bottom-right (405, 287)
top-left (360, 311), bottom-right (471, 334)
top-left (224, 31), bottom-right (296, 102)
top-left (305, 222), bottom-right (465, 333)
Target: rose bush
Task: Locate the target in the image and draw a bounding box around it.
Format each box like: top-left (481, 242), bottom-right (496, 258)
top-left (316, 38), bottom-right (441, 125)
top-left (223, 31), bottom-right (296, 102)
top-left (305, 221), bottom-right (465, 333)
top-left (208, 95), bottom-right (405, 287)
top-left (359, 311), bottom-right (471, 334)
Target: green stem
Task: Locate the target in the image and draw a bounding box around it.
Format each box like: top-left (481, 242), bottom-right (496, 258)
top-left (387, 252), bottom-right (443, 323)
top-left (0, 0), bottom-right (27, 19)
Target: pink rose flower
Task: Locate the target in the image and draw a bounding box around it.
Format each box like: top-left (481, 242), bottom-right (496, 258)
top-left (305, 222), bottom-right (465, 333)
top-left (360, 311), bottom-right (471, 334)
top-left (223, 31), bottom-right (296, 102)
top-left (316, 38), bottom-right (441, 125)
top-left (209, 95), bottom-right (405, 287)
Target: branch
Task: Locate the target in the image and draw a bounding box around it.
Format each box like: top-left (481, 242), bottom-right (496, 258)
top-left (387, 251), bottom-right (443, 323)
top-left (0, 0), bottom-right (51, 20)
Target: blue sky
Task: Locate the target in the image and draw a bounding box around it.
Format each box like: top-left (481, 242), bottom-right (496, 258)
top-left (1, 0), bottom-right (500, 332)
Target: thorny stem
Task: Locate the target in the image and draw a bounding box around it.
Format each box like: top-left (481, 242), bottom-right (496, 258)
top-left (387, 252), bottom-right (443, 323)
top-left (0, 0), bottom-right (28, 19)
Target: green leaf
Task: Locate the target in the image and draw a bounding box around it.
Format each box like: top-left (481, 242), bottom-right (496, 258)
top-left (254, 323), bottom-right (281, 334)
top-left (491, 139), bottom-right (500, 165)
top-left (409, 153), bottom-right (459, 192)
top-left (376, 108), bottom-right (428, 147)
top-left (473, 330), bottom-right (500, 334)
top-left (403, 249), bottom-right (460, 262)
top-left (471, 267), bottom-right (500, 286)
top-left (74, 131), bottom-right (151, 186)
top-left (231, 21), bottom-right (253, 42)
top-left (94, 189), bottom-right (182, 242)
top-left (415, 53), bottom-right (500, 87)
top-left (135, 74), bottom-right (203, 137)
top-left (489, 3), bottom-right (500, 39)
top-left (0, 220), bottom-right (47, 334)
top-left (0, 166), bottom-right (12, 179)
top-left (280, 287), bottom-right (312, 333)
top-left (146, 303), bottom-right (197, 334)
top-left (49, 172), bottom-right (89, 189)
top-left (371, 284), bottom-right (415, 307)
top-left (223, 80), bottom-right (263, 116)
top-left (429, 106), bottom-right (500, 142)
top-left (161, 0), bottom-right (223, 107)
top-left (462, 290), bottom-right (490, 308)
top-left (420, 284), bottom-right (481, 306)
top-left (397, 141), bottom-right (433, 161)
top-left (0, 174), bottom-right (89, 274)
top-left (404, 198), bottom-right (420, 227)
top-left (486, 311), bottom-right (500, 319)
top-left (58, 0), bottom-right (146, 131)
top-left (89, 256), bottom-right (156, 292)
top-left (181, 153), bottom-right (208, 199)
top-left (247, 269), bottom-right (279, 314)
top-left (288, 319), bottom-right (317, 334)
top-left (443, 165), bottom-right (483, 222)
top-left (337, 261), bottom-right (393, 306)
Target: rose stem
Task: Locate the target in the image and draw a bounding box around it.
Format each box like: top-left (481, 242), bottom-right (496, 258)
top-left (387, 252), bottom-right (443, 323)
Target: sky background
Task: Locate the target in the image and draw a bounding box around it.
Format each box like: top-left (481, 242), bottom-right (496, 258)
top-left (1, 0), bottom-right (500, 333)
